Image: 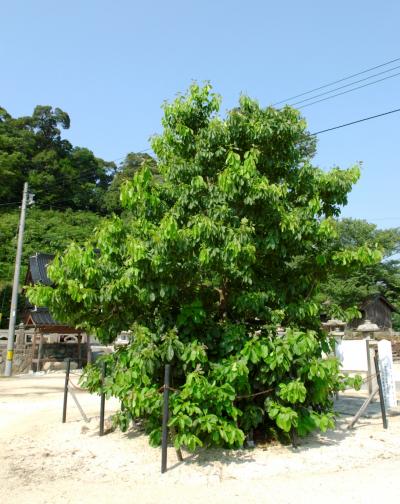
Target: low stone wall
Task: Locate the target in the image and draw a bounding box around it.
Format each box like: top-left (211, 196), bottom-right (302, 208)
top-left (40, 342), bottom-right (88, 363)
top-left (0, 344), bottom-right (33, 374)
top-left (0, 342), bottom-right (88, 374)
top-left (392, 342), bottom-right (400, 361)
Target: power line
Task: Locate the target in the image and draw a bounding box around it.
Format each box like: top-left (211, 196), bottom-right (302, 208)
top-left (0, 147), bottom-right (153, 200)
top-left (38, 147), bottom-right (154, 189)
top-left (0, 201), bottom-right (21, 207)
top-left (298, 71), bottom-right (400, 109)
top-left (288, 64), bottom-right (400, 107)
top-left (110, 147), bottom-right (153, 163)
top-left (273, 56), bottom-right (400, 106)
top-left (312, 106), bottom-right (400, 135)
top-left (2, 108), bottom-right (399, 203)
top-left (0, 148), bottom-right (154, 205)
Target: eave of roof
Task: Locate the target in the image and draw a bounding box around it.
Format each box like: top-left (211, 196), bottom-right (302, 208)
top-left (28, 253), bottom-right (55, 286)
top-left (361, 294), bottom-right (399, 313)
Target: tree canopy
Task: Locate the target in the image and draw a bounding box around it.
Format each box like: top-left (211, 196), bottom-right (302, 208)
top-left (0, 101), bottom-right (158, 326)
top-left (319, 218), bottom-right (400, 327)
top-left (0, 208), bottom-right (102, 327)
top-left (103, 152), bottom-right (158, 213)
top-left (0, 105), bottom-right (115, 212)
top-left (28, 84), bottom-right (377, 448)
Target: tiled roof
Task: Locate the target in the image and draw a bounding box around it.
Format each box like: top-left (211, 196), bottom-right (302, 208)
top-left (29, 307), bottom-right (59, 326)
top-left (29, 253), bottom-right (55, 286)
top-left (25, 253), bottom-right (72, 329)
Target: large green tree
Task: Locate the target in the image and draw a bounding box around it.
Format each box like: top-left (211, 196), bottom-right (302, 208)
top-left (0, 106), bottom-right (115, 212)
top-left (29, 84), bottom-right (375, 449)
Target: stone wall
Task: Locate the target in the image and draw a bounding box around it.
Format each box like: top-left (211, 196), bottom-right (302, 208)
top-left (0, 342), bottom-right (88, 374)
top-left (0, 344), bottom-right (33, 374)
top-left (392, 342), bottom-right (400, 361)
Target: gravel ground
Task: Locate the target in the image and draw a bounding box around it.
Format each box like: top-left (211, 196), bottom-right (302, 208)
top-left (1, 373), bottom-right (400, 504)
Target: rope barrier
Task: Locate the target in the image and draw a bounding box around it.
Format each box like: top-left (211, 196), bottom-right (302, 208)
top-left (361, 373), bottom-right (378, 384)
top-left (158, 385), bottom-right (179, 393)
top-left (69, 379), bottom-right (87, 392)
top-left (236, 388), bottom-right (274, 400)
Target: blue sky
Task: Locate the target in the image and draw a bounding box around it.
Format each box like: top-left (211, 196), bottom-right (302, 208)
top-left (1, 0), bottom-right (399, 228)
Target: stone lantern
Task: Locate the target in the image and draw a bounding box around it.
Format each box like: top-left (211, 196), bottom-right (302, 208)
top-left (357, 319), bottom-right (379, 395)
top-left (323, 319), bottom-right (346, 337)
top-left (356, 319), bottom-right (379, 339)
top-left (322, 319), bottom-right (346, 363)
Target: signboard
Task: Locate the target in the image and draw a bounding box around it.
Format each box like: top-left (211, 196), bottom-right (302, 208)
top-left (378, 340), bottom-right (397, 409)
top-left (337, 340), bottom-right (369, 371)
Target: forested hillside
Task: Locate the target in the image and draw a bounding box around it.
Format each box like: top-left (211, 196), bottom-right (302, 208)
top-left (0, 105), bottom-right (155, 326)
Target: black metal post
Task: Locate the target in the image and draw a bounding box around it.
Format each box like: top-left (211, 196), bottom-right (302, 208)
top-left (290, 427), bottom-right (298, 449)
top-left (161, 364), bottom-right (171, 474)
top-left (374, 349), bottom-right (388, 429)
top-left (99, 361), bottom-right (106, 436)
top-left (62, 358), bottom-right (71, 423)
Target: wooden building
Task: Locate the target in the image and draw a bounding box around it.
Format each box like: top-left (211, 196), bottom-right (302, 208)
top-left (348, 294), bottom-right (398, 331)
top-left (24, 253), bottom-right (87, 370)
top-left (24, 253), bottom-right (75, 334)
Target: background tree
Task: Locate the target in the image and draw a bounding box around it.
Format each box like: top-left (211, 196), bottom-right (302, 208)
top-left (0, 208), bottom-right (102, 327)
top-left (103, 152), bottom-right (158, 213)
top-left (29, 84), bottom-right (375, 449)
top-left (0, 107), bottom-right (33, 202)
top-left (0, 105), bottom-right (115, 212)
top-left (319, 218), bottom-right (400, 327)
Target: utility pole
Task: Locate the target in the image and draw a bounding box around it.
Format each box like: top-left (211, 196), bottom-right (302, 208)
top-left (4, 182), bottom-right (29, 376)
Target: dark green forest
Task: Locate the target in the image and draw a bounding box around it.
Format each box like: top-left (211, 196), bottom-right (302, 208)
top-left (1, 104), bottom-right (399, 329)
top-left (0, 105), bottom-right (154, 326)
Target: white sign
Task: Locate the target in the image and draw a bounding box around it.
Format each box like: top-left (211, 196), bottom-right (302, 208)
top-left (337, 340), bottom-right (368, 371)
top-left (378, 340), bottom-right (397, 409)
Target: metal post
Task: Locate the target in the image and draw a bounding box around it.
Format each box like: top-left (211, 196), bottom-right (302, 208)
top-left (290, 427), bottom-right (298, 448)
top-left (4, 183), bottom-right (28, 376)
top-left (62, 358), bottom-right (71, 423)
top-left (37, 334), bottom-right (43, 372)
top-left (99, 361), bottom-right (106, 436)
top-left (161, 364), bottom-right (171, 474)
top-left (77, 333), bottom-right (81, 368)
top-left (87, 334), bottom-right (92, 364)
top-left (374, 349), bottom-right (388, 429)
top-left (365, 338), bottom-right (373, 396)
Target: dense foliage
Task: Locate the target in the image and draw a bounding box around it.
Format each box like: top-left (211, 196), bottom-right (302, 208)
top-left (0, 208), bottom-right (102, 327)
top-left (103, 153), bottom-right (159, 213)
top-left (28, 84), bottom-right (377, 449)
top-left (0, 106), bottom-right (116, 212)
top-left (319, 218), bottom-right (400, 329)
top-left (0, 102), bottom-right (159, 324)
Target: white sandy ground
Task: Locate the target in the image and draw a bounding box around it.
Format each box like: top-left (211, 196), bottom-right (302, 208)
top-left (1, 373), bottom-right (400, 504)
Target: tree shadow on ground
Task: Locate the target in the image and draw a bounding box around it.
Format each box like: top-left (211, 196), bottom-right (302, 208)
top-left (169, 446), bottom-right (255, 471)
top-left (0, 386), bottom-right (64, 396)
top-left (96, 393), bottom-right (397, 472)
